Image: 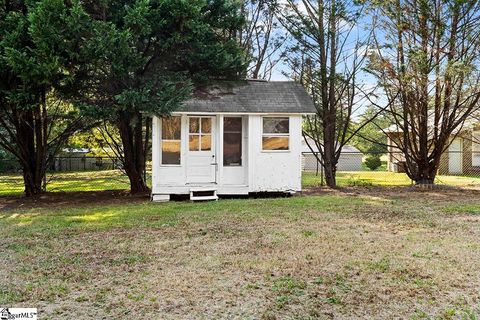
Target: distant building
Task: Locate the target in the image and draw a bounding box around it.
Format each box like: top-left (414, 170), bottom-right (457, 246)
top-left (301, 138), bottom-right (364, 172)
top-left (385, 121), bottom-right (480, 174)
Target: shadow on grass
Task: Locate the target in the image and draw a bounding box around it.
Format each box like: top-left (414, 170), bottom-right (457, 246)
top-left (0, 195), bottom-right (378, 238)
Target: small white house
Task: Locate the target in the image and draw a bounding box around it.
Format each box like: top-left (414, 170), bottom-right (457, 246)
top-left (151, 80), bottom-right (316, 201)
top-left (301, 138), bottom-right (364, 172)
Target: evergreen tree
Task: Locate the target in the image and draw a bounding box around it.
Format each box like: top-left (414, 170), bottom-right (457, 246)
top-left (62, 0), bottom-right (246, 193)
top-left (0, 0), bottom-right (90, 196)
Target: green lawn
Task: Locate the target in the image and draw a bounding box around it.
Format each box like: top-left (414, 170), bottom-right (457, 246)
top-left (1, 191), bottom-right (479, 318)
top-left (303, 171), bottom-right (412, 187)
top-left (0, 170), bottom-right (131, 196)
top-left (1, 169), bottom-right (480, 197)
top-left (303, 171), bottom-right (480, 187)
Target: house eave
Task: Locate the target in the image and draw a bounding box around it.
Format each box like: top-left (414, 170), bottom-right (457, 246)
top-left (170, 111), bottom-right (315, 116)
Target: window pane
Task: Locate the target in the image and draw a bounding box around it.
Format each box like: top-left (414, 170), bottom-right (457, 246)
top-left (224, 117), bottom-right (242, 132)
top-left (224, 132), bottom-right (242, 166)
top-left (262, 136), bottom-right (289, 150)
top-left (201, 134), bottom-right (211, 151)
top-left (473, 131), bottom-right (480, 166)
top-left (473, 131), bottom-right (480, 151)
top-left (189, 118), bottom-right (199, 133)
top-left (263, 117), bottom-right (289, 134)
top-left (201, 118), bottom-right (211, 133)
top-left (189, 135), bottom-right (199, 151)
top-left (162, 141), bottom-right (180, 164)
top-left (224, 117), bottom-right (242, 166)
top-left (162, 117), bottom-right (181, 140)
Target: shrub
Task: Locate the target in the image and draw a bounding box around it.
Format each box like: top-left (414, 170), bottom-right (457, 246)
top-left (365, 155), bottom-right (382, 171)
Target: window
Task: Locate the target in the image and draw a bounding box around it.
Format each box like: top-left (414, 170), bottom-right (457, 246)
top-left (189, 117), bottom-right (211, 151)
top-left (161, 117), bottom-right (181, 165)
top-left (473, 130), bottom-right (480, 166)
top-left (262, 117), bottom-right (289, 151)
top-left (224, 117), bottom-right (242, 166)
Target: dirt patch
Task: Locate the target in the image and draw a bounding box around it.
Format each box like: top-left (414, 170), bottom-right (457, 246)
top-left (302, 185), bottom-right (480, 201)
top-left (0, 190), bottom-right (149, 212)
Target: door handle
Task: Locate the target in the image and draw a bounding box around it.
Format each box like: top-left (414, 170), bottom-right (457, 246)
top-left (211, 154), bottom-right (218, 166)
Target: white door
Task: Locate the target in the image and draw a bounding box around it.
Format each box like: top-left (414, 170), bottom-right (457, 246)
top-left (186, 116), bottom-right (216, 183)
top-left (448, 138), bottom-right (463, 174)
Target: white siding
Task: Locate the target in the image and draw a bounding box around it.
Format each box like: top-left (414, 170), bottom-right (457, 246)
top-left (152, 113), bottom-right (304, 197)
top-left (248, 115), bottom-right (302, 192)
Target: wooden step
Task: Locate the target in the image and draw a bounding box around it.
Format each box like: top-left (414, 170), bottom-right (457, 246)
top-left (190, 195), bottom-right (219, 201)
top-left (189, 188), bottom-right (218, 201)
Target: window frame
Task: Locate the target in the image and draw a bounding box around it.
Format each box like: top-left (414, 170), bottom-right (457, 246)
top-left (188, 116), bottom-right (212, 152)
top-left (261, 116), bottom-right (290, 152)
top-left (223, 116), bottom-right (243, 167)
top-left (472, 130), bottom-right (480, 167)
top-left (160, 116), bottom-right (182, 166)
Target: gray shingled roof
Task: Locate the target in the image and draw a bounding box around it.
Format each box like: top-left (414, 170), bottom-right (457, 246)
top-left (178, 80), bottom-right (316, 114)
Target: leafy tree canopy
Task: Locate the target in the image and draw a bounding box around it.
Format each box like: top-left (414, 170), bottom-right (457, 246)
top-left (351, 106), bottom-right (391, 154)
top-left (42, 0), bottom-right (247, 118)
top-left (0, 0), bottom-right (92, 195)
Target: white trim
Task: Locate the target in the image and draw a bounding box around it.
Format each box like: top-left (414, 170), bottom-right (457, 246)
top-left (159, 116), bottom-right (182, 166)
top-left (187, 116), bottom-right (213, 152)
top-left (172, 112), bottom-right (314, 116)
top-left (186, 115), bottom-right (217, 184)
top-left (153, 184), bottom-right (249, 195)
top-left (152, 194), bottom-right (170, 202)
top-left (222, 115), bottom-right (244, 167)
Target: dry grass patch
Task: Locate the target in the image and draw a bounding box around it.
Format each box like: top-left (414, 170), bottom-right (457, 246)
top-left (0, 189), bottom-right (480, 319)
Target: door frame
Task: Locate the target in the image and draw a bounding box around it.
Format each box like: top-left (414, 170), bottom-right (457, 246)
top-left (186, 115), bottom-right (217, 184)
top-left (219, 115), bottom-right (248, 186)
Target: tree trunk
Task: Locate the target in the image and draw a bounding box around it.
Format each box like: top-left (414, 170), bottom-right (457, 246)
top-left (323, 161), bottom-right (337, 188)
top-left (17, 108), bottom-right (45, 196)
top-left (413, 175), bottom-right (436, 185)
top-left (322, 141), bottom-right (337, 188)
top-left (22, 165), bottom-right (43, 196)
top-left (410, 161), bottom-right (438, 185)
top-left (2, 87), bottom-right (81, 196)
top-left (322, 136), bottom-right (338, 188)
top-left (117, 110), bottom-right (150, 193)
top-left (322, 110), bottom-right (337, 188)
